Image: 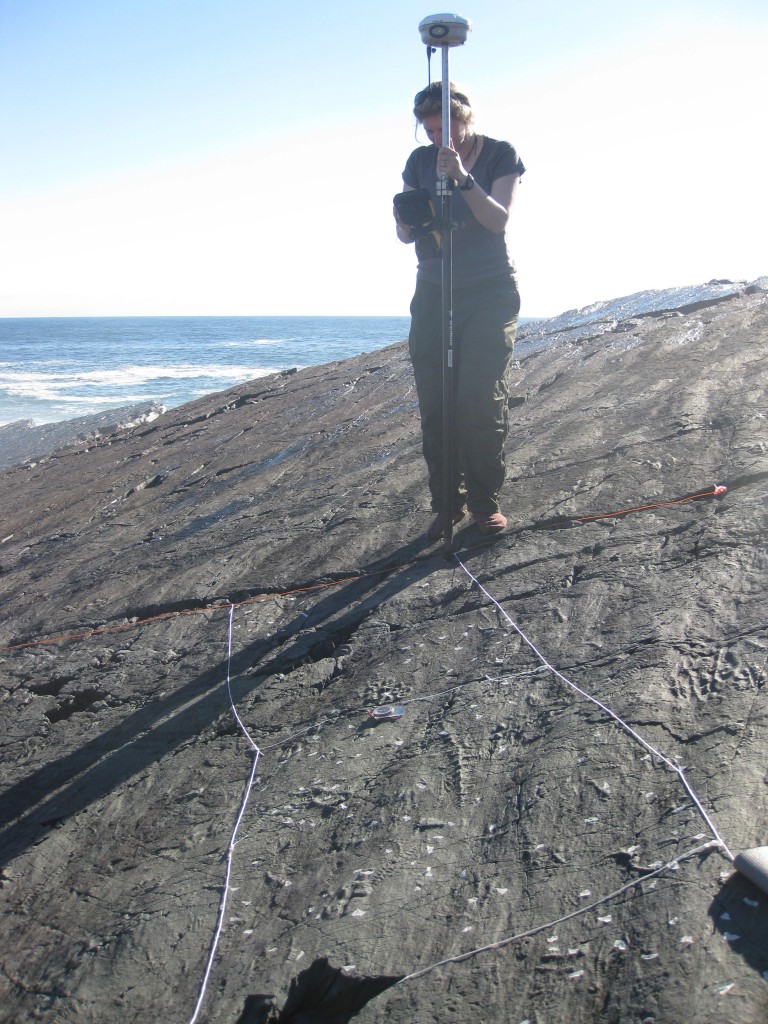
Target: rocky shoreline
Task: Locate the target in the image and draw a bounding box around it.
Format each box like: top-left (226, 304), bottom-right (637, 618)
top-left (0, 401), bottom-right (166, 470)
top-left (1, 280), bottom-right (766, 1023)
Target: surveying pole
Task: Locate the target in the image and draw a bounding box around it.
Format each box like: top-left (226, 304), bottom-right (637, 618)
top-left (417, 14), bottom-right (471, 551)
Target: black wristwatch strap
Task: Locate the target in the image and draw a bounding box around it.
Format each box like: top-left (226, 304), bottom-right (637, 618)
top-left (460, 173), bottom-right (475, 191)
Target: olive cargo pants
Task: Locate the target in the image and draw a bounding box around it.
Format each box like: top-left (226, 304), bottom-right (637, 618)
top-left (408, 275), bottom-right (520, 515)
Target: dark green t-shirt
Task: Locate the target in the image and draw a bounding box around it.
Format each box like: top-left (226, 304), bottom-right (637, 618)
top-left (402, 136), bottom-right (525, 287)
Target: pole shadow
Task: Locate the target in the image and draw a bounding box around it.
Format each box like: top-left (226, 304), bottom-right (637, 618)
top-left (0, 537), bottom-right (443, 869)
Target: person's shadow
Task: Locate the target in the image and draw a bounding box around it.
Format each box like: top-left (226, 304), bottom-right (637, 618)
top-left (0, 536), bottom-right (442, 869)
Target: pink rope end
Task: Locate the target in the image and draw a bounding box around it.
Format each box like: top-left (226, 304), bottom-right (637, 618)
top-left (714, 485), bottom-right (727, 495)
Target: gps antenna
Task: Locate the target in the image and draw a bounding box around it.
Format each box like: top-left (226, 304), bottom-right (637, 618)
top-left (417, 13), bottom-right (471, 552)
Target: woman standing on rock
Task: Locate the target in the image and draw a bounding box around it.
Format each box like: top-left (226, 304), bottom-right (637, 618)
top-left (395, 82), bottom-right (525, 540)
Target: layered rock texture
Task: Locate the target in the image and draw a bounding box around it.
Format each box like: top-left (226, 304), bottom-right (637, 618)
top-left (1, 281), bottom-right (767, 1023)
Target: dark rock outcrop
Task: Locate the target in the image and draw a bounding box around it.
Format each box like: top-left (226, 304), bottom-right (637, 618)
top-left (0, 401), bottom-right (166, 470)
top-left (0, 281), bottom-right (766, 1023)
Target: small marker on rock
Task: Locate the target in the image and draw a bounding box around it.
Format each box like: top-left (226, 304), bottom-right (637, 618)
top-left (368, 704), bottom-right (406, 720)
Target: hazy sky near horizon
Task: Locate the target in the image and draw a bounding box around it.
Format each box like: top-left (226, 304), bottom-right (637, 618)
top-left (1, 0), bottom-right (766, 319)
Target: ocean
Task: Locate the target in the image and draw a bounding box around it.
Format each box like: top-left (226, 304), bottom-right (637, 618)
top-left (2, 280), bottom-right (746, 430)
top-left (0, 316), bottom-right (411, 427)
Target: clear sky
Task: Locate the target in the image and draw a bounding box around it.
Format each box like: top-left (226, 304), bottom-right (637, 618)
top-left (1, 0), bottom-right (766, 319)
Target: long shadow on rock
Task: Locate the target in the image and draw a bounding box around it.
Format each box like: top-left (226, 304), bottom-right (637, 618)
top-left (235, 957), bottom-right (402, 1024)
top-left (708, 867), bottom-right (768, 981)
top-left (0, 539), bottom-right (440, 868)
top-left (226, 536), bottom-right (445, 689)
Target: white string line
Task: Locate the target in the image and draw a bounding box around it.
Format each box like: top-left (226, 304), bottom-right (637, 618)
top-left (223, 604), bottom-right (260, 754)
top-left (184, 602), bottom-right (536, 1011)
top-left (185, 560), bottom-right (731, 1010)
top-left (454, 556), bottom-right (734, 861)
top-left (188, 605), bottom-right (262, 1024)
top-left (395, 839), bottom-right (721, 985)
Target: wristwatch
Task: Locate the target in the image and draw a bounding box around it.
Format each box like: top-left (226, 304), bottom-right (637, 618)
top-left (460, 173), bottom-right (475, 191)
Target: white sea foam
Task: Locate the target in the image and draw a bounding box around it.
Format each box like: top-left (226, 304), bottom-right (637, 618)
top-left (0, 314), bottom-right (410, 425)
top-left (0, 364), bottom-right (280, 401)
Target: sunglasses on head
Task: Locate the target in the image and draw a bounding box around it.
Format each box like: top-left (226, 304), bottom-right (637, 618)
top-left (414, 84), bottom-right (469, 106)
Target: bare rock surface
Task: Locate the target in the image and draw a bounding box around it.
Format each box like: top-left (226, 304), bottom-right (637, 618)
top-left (0, 281), bottom-right (767, 1023)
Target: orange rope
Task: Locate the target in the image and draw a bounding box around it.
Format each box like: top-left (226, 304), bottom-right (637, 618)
top-left (574, 485), bottom-right (727, 523)
top-left (0, 484), bottom-right (727, 654)
top-left (0, 569), bottom-right (408, 653)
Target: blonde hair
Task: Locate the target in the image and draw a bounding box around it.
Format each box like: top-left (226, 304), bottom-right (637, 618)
top-left (413, 81), bottom-right (473, 127)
